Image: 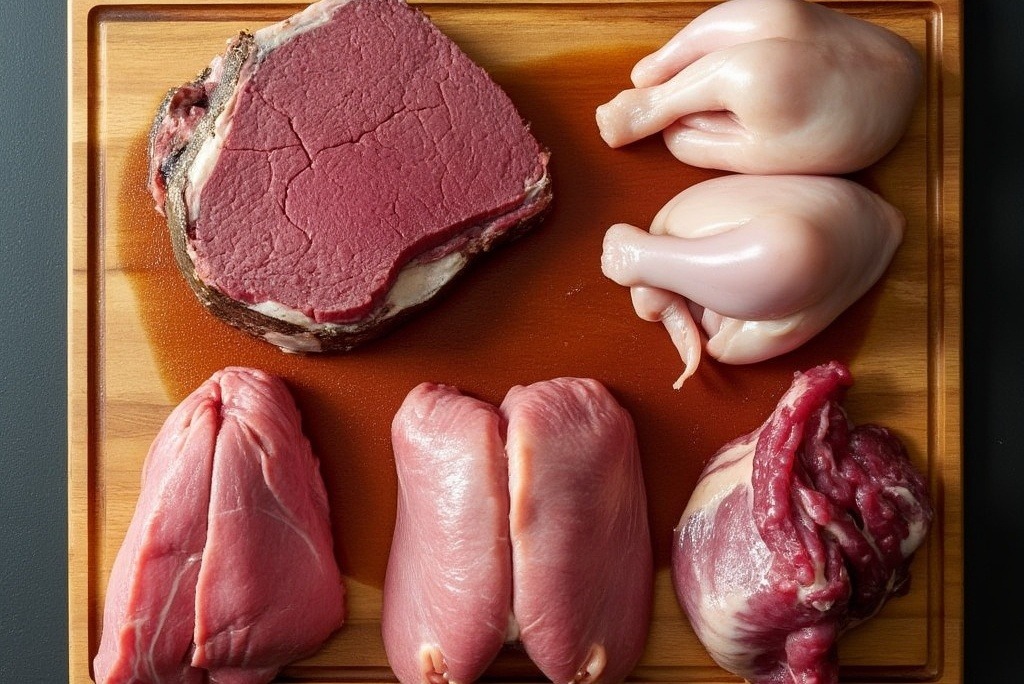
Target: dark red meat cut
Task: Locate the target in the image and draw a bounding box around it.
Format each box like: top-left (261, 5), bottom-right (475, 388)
top-left (672, 361), bottom-right (933, 684)
top-left (148, 0), bottom-right (552, 352)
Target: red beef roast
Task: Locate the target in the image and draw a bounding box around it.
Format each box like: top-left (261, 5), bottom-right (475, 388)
top-left (148, 0), bottom-right (552, 352)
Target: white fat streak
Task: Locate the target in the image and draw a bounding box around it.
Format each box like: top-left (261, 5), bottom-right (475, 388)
top-left (186, 132), bottom-right (226, 222)
top-left (797, 557), bottom-right (832, 610)
top-left (262, 331), bottom-right (322, 354)
top-left (677, 436), bottom-right (772, 673)
top-left (679, 435), bottom-right (755, 522)
top-left (137, 552), bottom-right (201, 679)
top-left (902, 520), bottom-right (930, 559)
top-left (249, 250), bottom-right (467, 331)
top-left (387, 251), bottom-right (469, 311)
top-left (890, 485), bottom-right (931, 557)
top-left (251, 300), bottom-right (322, 327)
top-left (252, 0), bottom-right (355, 52)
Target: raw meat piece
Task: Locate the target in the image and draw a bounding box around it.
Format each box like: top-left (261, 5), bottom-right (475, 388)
top-left (382, 378), bottom-right (653, 684)
top-left (601, 174), bottom-right (904, 387)
top-left (148, 0), bottom-right (552, 353)
top-left (595, 0), bottom-right (922, 174)
top-left (383, 383), bottom-right (512, 684)
top-left (93, 367), bottom-right (345, 684)
top-left (672, 361), bottom-right (933, 684)
top-left (93, 375), bottom-right (219, 684)
top-left (504, 378), bottom-right (653, 684)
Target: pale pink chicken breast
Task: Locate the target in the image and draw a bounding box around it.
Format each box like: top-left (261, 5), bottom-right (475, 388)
top-left (383, 383), bottom-right (513, 684)
top-left (93, 367), bottom-right (345, 684)
top-left (595, 0), bottom-right (922, 174)
top-left (672, 362), bottom-right (933, 683)
top-left (601, 174), bottom-right (904, 387)
top-left (503, 378), bottom-right (653, 684)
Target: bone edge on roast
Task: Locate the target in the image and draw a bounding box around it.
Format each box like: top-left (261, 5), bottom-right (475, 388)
top-left (156, 0), bottom-right (552, 353)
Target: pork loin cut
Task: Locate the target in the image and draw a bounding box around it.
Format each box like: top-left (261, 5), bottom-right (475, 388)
top-left (148, 0), bottom-right (552, 352)
top-left (383, 383), bottom-right (512, 684)
top-left (503, 378), bottom-right (653, 684)
top-left (672, 361), bottom-right (933, 684)
top-left (382, 379), bottom-right (652, 684)
top-left (93, 367), bottom-right (345, 684)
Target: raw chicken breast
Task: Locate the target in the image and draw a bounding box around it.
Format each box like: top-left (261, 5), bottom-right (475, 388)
top-left (595, 0), bottom-right (922, 174)
top-left (672, 362), bottom-right (933, 684)
top-left (383, 383), bottom-right (512, 684)
top-left (601, 174), bottom-right (905, 387)
top-left (503, 378), bottom-right (653, 684)
top-left (93, 367), bottom-right (345, 684)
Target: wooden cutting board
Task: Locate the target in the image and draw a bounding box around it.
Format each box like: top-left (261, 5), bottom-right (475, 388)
top-left (68, 1), bottom-right (963, 682)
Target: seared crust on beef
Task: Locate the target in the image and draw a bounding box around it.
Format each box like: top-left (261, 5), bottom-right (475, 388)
top-left (147, 33), bottom-right (254, 216)
top-left (150, 33), bottom-right (317, 347)
top-left (148, 2), bottom-right (552, 354)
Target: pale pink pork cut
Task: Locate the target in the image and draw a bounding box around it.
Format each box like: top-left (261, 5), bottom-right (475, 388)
top-left (93, 367), bottom-right (345, 684)
top-left (147, 0), bottom-right (552, 353)
top-left (503, 378), bottom-right (653, 684)
top-left (383, 383), bottom-right (513, 684)
top-left (382, 378), bottom-right (653, 684)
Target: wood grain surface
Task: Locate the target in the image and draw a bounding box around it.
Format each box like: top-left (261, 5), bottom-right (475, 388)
top-left (68, 1), bottom-right (963, 682)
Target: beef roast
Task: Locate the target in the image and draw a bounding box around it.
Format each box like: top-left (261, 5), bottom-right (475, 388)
top-left (93, 367), bottom-right (345, 684)
top-left (671, 361), bottom-right (933, 684)
top-left (148, 0), bottom-right (552, 352)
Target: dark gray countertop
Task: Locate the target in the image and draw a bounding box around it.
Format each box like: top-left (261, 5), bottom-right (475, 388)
top-left (1, 0), bottom-right (1020, 681)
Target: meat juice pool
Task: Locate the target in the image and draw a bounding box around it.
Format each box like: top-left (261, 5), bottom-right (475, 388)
top-left (117, 48), bottom-right (878, 587)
